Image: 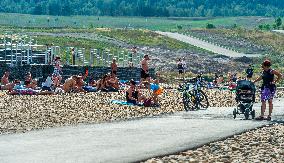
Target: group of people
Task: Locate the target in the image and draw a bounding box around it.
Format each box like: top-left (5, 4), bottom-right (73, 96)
top-left (0, 53), bottom-right (163, 107)
top-left (1, 48), bottom-right (282, 118)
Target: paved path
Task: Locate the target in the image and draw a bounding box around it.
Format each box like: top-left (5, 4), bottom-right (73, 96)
top-left (157, 31), bottom-right (261, 58)
top-left (272, 30), bottom-right (284, 34)
top-left (0, 99), bottom-right (283, 163)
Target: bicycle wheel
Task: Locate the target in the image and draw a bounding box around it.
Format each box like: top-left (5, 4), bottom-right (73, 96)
top-left (182, 91), bottom-right (194, 111)
top-left (197, 90), bottom-right (209, 109)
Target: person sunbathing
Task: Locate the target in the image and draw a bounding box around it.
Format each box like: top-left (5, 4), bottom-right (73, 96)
top-left (126, 80), bottom-right (146, 105)
top-left (96, 74), bottom-right (111, 91)
top-left (63, 76), bottom-right (77, 93)
top-left (1, 79), bottom-right (17, 92)
top-left (106, 73), bottom-right (119, 92)
top-left (24, 72), bottom-right (32, 86)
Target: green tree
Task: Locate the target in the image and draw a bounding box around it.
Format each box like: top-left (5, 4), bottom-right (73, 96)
top-left (206, 23), bottom-right (216, 29)
top-left (275, 17), bottom-right (282, 29)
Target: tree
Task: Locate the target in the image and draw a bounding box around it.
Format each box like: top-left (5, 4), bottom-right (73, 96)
top-left (275, 17), bottom-right (282, 29)
top-left (206, 23), bottom-right (216, 29)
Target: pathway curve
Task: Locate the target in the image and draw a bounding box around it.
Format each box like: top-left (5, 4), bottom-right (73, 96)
top-left (157, 31), bottom-right (262, 58)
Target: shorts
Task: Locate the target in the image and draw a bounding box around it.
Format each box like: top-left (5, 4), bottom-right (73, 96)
top-left (112, 70), bottom-right (117, 75)
top-left (247, 74), bottom-right (253, 78)
top-left (261, 84), bottom-right (276, 101)
top-left (178, 69), bottom-right (184, 74)
top-left (141, 69), bottom-right (150, 79)
top-left (153, 87), bottom-right (163, 95)
top-left (42, 86), bottom-right (52, 91)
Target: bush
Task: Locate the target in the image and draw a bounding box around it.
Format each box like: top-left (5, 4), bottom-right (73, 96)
top-left (206, 23), bottom-right (215, 29)
top-left (177, 25), bottom-right (183, 30)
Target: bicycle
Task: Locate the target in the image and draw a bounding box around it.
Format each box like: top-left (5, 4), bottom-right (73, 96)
top-left (179, 76), bottom-right (209, 111)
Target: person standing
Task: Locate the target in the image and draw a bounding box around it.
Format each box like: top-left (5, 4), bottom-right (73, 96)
top-left (140, 54), bottom-right (150, 83)
top-left (111, 59), bottom-right (118, 76)
top-left (253, 60), bottom-right (282, 121)
top-left (177, 58), bottom-right (184, 78)
top-left (246, 64), bottom-right (254, 79)
top-left (53, 57), bottom-right (62, 87)
top-left (71, 48), bottom-right (75, 65)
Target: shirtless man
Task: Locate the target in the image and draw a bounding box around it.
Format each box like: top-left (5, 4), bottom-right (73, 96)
top-left (1, 71), bottom-right (10, 85)
top-left (63, 76), bottom-right (77, 93)
top-left (140, 54), bottom-right (150, 83)
top-left (75, 75), bottom-right (87, 92)
top-left (107, 73), bottom-right (120, 90)
top-left (111, 59), bottom-right (118, 76)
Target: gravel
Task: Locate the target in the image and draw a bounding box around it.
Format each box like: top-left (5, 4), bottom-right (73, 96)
top-left (144, 124), bottom-right (284, 163)
top-left (1, 89), bottom-right (283, 135)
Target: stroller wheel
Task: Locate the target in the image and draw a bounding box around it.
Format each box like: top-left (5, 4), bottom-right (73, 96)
top-left (251, 110), bottom-right (256, 119)
top-left (244, 109), bottom-right (250, 120)
top-left (233, 108), bottom-right (237, 119)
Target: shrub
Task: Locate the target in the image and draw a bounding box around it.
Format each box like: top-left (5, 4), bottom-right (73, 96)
top-left (206, 23), bottom-right (215, 29)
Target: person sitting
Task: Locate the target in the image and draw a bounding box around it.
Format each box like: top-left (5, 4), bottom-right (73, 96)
top-left (106, 73), bottom-right (119, 92)
top-left (126, 80), bottom-right (146, 105)
top-left (96, 74), bottom-right (111, 92)
top-left (41, 74), bottom-right (53, 92)
top-left (1, 71), bottom-right (10, 85)
top-left (217, 74), bottom-right (224, 84)
top-left (75, 75), bottom-right (87, 92)
top-left (89, 78), bottom-right (97, 87)
top-left (63, 76), bottom-right (77, 93)
top-left (24, 72), bottom-right (32, 86)
top-left (26, 80), bottom-right (38, 89)
top-left (1, 71), bottom-right (12, 91)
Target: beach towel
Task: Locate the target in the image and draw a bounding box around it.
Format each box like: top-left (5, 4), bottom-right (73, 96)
top-left (111, 100), bottom-right (135, 106)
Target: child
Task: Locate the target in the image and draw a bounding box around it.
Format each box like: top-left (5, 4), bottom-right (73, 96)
top-left (144, 81), bottom-right (163, 106)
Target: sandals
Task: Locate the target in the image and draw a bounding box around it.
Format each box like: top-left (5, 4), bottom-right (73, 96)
top-left (266, 116), bottom-right (272, 121)
top-left (255, 116), bottom-right (272, 121)
top-left (255, 116), bottom-right (264, 120)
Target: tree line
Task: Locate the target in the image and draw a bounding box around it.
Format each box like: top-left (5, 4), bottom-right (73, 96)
top-left (0, 0), bottom-right (284, 17)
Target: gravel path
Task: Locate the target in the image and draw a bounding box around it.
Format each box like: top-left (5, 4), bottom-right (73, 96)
top-left (157, 32), bottom-right (261, 58)
top-left (145, 124), bottom-right (284, 163)
top-left (272, 30), bottom-right (284, 34)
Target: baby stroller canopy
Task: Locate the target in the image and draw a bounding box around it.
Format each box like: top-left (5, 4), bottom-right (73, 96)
top-left (236, 80), bottom-right (256, 92)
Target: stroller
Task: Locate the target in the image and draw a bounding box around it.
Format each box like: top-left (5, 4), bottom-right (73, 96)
top-left (233, 80), bottom-right (256, 120)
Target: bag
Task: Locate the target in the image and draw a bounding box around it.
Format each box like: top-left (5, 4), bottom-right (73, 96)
top-left (143, 98), bottom-right (152, 107)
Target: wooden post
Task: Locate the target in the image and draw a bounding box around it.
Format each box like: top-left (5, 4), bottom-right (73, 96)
top-left (10, 34), bottom-right (13, 65)
top-left (4, 34), bottom-right (7, 62)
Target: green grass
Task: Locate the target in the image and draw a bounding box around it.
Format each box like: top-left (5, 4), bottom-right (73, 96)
top-left (0, 13), bottom-right (276, 31)
top-left (35, 36), bottom-right (127, 66)
top-left (94, 28), bottom-right (212, 53)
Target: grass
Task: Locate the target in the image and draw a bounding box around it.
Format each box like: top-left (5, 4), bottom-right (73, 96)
top-left (94, 28), bottom-right (212, 53)
top-left (0, 13), bottom-right (276, 31)
top-left (35, 35), bottom-right (128, 66)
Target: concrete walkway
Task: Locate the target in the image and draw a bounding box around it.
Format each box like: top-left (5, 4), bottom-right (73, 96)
top-left (0, 99), bottom-right (283, 163)
top-left (157, 31), bottom-right (261, 58)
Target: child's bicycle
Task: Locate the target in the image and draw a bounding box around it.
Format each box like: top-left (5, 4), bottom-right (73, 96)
top-left (178, 76), bottom-right (209, 111)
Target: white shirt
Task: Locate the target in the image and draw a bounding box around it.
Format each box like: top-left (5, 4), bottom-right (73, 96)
top-left (42, 76), bottom-right (53, 87)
